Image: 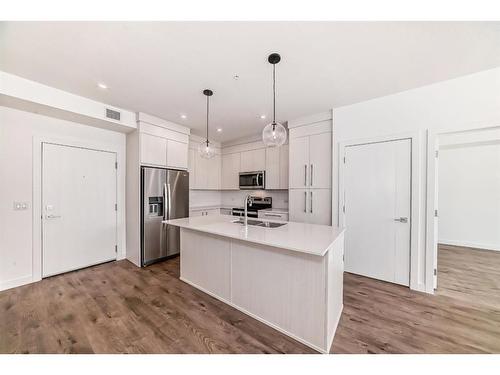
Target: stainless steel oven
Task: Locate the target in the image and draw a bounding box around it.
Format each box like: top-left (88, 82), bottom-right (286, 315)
top-left (239, 171), bottom-right (265, 190)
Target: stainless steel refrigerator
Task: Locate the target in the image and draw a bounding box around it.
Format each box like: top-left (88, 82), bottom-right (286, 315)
top-left (141, 167), bottom-right (189, 266)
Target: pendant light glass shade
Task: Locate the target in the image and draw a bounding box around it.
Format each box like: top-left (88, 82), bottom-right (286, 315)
top-left (198, 140), bottom-right (216, 159)
top-left (199, 89), bottom-right (216, 159)
top-left (262, 121), bottom-right (287, 147)
top-left (263, 53), bottom-right (287, 148)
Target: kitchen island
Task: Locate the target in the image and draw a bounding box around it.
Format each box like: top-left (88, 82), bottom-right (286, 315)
top-left (164, 215), bottom-right (345, 353)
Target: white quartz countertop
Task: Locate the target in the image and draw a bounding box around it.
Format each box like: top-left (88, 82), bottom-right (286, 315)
top-left (164, 215), bottom-right (344, 256)
top-left (189, 205), bottom-right (235, 211)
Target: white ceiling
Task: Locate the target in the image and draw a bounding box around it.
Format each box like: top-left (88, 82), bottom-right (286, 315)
top-left (1, 21), bottom-right (499, 142)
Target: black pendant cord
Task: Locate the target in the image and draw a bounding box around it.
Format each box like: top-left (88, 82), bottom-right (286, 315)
top-left (206, 94), bottom-right (209, 147)
top-left (272, 63), bottom-right (276, 129)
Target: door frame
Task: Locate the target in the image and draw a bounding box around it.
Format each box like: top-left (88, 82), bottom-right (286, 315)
top-left (426, 124), bottom-right (500, 292)
top-left (32, 135), bottom-right (122, 283)
top-left (339, 131), bottom-right (421, 291)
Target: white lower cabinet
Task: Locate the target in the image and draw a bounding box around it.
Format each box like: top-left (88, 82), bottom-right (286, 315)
top-left (289, 188), bottom-right (331, 225)
top-left (289, 189), bottom-right (309, 223)
top-left (189, 207), bottom-right (220, 217)
top-left (220, 208), bottom-right (233, 215)
top-left (308, 189), bottom-right (331, 225)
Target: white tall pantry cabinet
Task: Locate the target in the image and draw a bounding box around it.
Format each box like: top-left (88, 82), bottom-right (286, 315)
top-left (126, 113), bottom-right (191, 266)
top-left (288, 111), bottom-right (332, 225)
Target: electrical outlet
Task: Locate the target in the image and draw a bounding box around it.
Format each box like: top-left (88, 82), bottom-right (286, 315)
top-left (13, 202), bottom-right (30, 211)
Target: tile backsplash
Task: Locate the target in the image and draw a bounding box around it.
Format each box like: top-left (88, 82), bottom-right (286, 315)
top-left (189, 190), bottom-right (222, 208)
top-left (189, 189), bottom-right (289, 209)
top-left (221, 190), bottom-right (288, 209)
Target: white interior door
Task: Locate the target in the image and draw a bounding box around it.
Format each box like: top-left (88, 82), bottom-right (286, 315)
top-left (344, 139), bottom-right (411, 286)
top-left (433, 139), bottom-right (439, 290)
top-left (42, 143), bottom-right (117, 277)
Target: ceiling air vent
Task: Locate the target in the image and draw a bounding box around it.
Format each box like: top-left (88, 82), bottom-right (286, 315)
top-left (105, 108), bottom-right (121, 121)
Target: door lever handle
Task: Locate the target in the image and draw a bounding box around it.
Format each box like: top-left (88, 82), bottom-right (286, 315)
top-left (46, 214), bottom-right (61, 219)
top-left (394, 217), bottom-right (408, 223)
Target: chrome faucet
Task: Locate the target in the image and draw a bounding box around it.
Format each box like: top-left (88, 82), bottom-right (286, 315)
top-left (244, 194), bottom-right (254, 226)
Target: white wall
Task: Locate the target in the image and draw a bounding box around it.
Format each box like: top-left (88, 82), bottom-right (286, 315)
top-left (334, 67), bottom-right (500, 292)
top-left (438, 135), bottom-right (500, 251)
top-left (0, 106), bottom-right (127, 291)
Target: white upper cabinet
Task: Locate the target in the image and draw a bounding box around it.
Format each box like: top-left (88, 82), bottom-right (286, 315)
top-left (289, 136), bottom-right (310, 188)
top-left (221, 153), bottom-right (240, 190)
top-left (279, 144), bottom-right (289, 189)
top-left (140, 133), bottom-right (167, 167)
top-left (309, 133), bottom-right (331, 189)
top-left (189, 142), bottom-right (222, 190)
top-left (240, 149), bottom-right (266, 172)
top-left (265, 145), bottom-right (288, 190)
top-left (167, 139), bottom-right (188, 170)
top-left (138, 116), bottom-right (190, 170)
top-left (289, 132), bottom-right (331, 189)
top-left (207, 154), bottom-right (221, 189)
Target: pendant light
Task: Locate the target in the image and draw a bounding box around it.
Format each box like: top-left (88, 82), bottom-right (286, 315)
top-left (262, 53), bottom-right (287, 147)
top-left (198, 89), bottom-right (216, 159)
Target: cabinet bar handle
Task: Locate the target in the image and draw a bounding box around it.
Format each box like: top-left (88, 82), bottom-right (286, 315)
top-left (304, 191), bottom-right (307, 213)
top-left (310, 191), bottom-right (313, 213)
top-left (304, 164), bottom-right (307, 186)
top-left (310, 164), bottom-right (313, 186)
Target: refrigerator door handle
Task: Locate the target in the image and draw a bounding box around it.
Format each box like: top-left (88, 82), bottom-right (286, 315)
top-left (167, 183), bottom-right (172, 220)
top-left (163, 183), bottom-right (168, 220)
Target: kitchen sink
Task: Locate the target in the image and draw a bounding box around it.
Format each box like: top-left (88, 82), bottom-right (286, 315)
top-left (232, 219), bottom-right (287, 228)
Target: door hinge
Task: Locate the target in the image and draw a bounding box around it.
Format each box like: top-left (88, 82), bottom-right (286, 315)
top-left (115, 245), bottom-right (118, 253)
top-left (115, 203), bottom-right (118, 211)
top-left (435, 150), bottom-right (439, 158)
top-left (434, 268), bottom-right (437, 276)
top-left (115, 161), bottom-right (118, 169)
top-left (343, 156), bottom-right (346, 163)
top-left (434, 209), bottom-right (438, 217)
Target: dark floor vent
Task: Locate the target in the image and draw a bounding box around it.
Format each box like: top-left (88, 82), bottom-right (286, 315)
top-left (105, 108), bottom-right (121, 121)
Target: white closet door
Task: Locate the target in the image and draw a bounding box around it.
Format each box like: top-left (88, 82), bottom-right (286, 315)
top-left (344, 139), bottom-right (411, 286)
top-left (42, 143), bottom-right (117, 277)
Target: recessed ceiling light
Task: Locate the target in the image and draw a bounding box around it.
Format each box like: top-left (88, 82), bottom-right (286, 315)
top-left (97, 82), bottom-right (108, 89)
top-left (217, 128), bottom-right (223, 132)
top-left (180, 114), bottom-right (187, 119)
top-left (260, 114), bottom-right (266, 119)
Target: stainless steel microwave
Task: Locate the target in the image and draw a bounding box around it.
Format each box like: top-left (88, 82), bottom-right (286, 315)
top-left (239, 171), bottom-right (265, 190)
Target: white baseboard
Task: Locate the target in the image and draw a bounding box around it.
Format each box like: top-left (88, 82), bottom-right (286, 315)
top-left (0, 274), bottom-right (33, 291)
top-left (439, 239), bottom-right (500, 252)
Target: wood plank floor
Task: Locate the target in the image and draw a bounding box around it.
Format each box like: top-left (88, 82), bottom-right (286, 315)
top-left (1, 244), bottom-right (500, 354)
